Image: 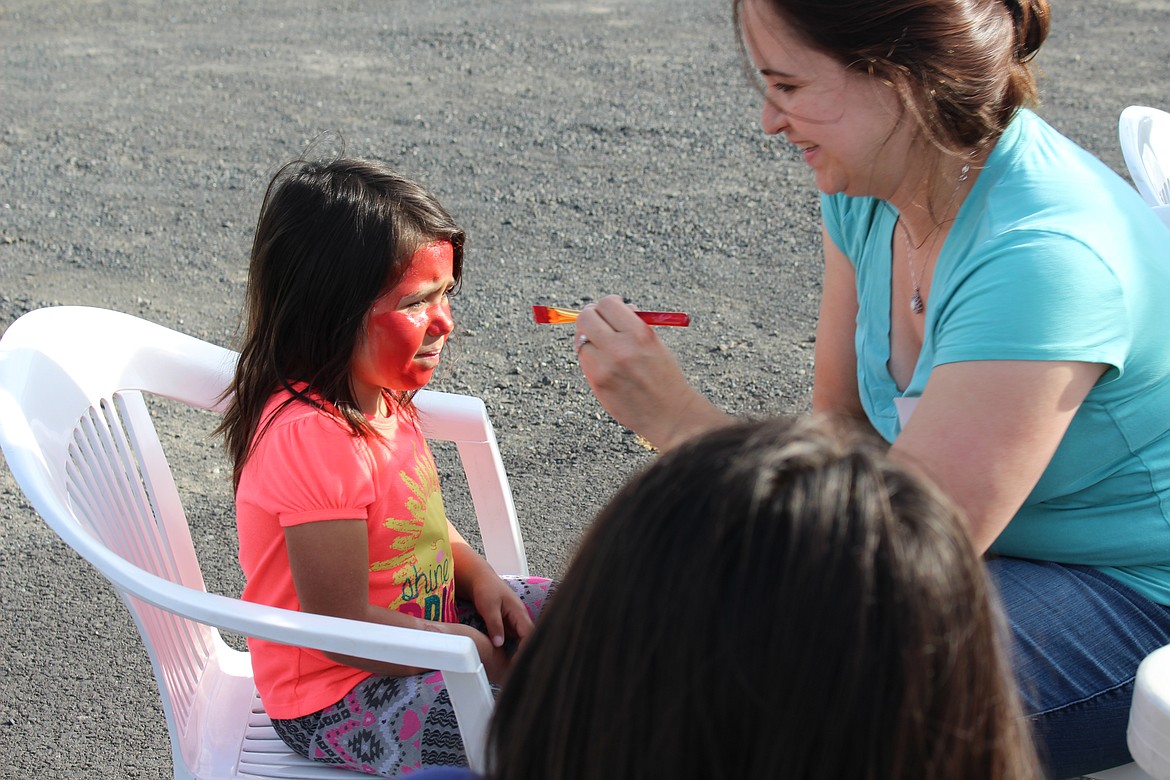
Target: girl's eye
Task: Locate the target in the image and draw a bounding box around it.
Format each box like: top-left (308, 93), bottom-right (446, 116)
top-left (770, 82), bottom-right (796, 94)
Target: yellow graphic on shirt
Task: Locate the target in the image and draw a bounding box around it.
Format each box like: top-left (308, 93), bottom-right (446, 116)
top-left (369, 443), bottom-right (453, 621)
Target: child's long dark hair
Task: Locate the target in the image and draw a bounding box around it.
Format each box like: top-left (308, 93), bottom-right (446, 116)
top-left (487, 415), bottom-right (1040, 780)
top-left (218, 158), bottom-right (464, 490)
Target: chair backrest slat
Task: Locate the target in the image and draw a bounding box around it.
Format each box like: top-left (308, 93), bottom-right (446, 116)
top-left (68, 401), bottom-right (176, 581)
top-left (67, 416), bottom-right (154, 570)
top-left (62, 393), bottom-right (215, 736)
top-left (130, 596), bottom-right (210, 732)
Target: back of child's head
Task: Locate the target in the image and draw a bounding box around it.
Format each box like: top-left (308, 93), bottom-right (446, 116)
top-left (487, 415), bottom-right (1039, 780)
top-left (221, 157), bottom-right (464, 488)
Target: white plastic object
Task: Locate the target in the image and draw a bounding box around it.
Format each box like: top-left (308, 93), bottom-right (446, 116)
top-left (1119, 105), bottom-right (1170, 228)
top-left (0, 305), bottom-right (528, 778)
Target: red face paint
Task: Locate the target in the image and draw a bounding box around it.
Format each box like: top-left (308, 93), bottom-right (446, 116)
top-left (351, 241), bottom-right (455, 414)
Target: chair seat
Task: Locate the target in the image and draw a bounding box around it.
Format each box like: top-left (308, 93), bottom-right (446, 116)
top-left (239, 696), bottom-right (355, 778)
top-left (180, 638), bottom-right (354, 779)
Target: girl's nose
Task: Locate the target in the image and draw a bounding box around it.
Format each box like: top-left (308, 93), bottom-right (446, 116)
top-left (761, 97), bottom-right (788, 136)
top-left (429, 302), bottom-right (454, 336)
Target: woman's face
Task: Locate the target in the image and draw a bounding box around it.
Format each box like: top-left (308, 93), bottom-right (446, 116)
top-left (740, 0), bottom-right (913, 199)
top-left (351, 240), bottom-right (455, 414)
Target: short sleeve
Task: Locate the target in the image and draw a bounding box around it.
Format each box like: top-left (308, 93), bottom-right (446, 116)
top-left (932, 229), bottom-right (1129, 380)
top-left (239, 411), bottom-right (378, 527)
top-left (821, 193), bottom-right (885, 268)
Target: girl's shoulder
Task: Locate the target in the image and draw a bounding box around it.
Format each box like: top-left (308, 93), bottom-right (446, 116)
top-left (260, 385), bottom-right (345, 430)
top-left (251, 388), bottom-right (362, 458)
top-left (821, 192), bottom-right (893, 271)
top-left (255, 386), bottom-right (423, 454)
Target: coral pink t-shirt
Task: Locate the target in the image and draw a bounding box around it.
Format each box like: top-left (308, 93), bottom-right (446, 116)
top-left (235, 389), bottom-right (457, 719)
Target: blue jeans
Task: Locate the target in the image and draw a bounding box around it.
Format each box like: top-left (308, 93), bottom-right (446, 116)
top-left (987, 558), bottom-right (1170, 779)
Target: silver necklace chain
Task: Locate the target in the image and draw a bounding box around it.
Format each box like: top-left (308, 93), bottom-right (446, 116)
top-left (901, 160), bottom-right (971, 315)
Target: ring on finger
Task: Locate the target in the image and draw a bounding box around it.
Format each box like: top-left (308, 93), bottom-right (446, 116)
top-left (574, 333), bottom-right (590, 353)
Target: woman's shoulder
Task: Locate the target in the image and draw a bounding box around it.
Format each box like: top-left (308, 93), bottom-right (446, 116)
top-left (987, 110), bottom-right (1147, 221)
top-left (971, 109), bottom-right (1164, 260)
top-left (821, 191), bottom-right (884, 226)
top-left (821, 192), bottom-right (891, 263)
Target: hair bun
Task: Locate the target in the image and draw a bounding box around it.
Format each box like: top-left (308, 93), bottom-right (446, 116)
top-left (1005, 0), bottom-right (1050, 61)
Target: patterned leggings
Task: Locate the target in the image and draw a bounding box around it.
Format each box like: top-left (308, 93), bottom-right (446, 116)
top-left (271, 576), bottom-right (553, 776)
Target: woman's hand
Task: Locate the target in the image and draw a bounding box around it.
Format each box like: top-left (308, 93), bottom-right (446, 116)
top-left (574, 295), bottom-right (730, 450)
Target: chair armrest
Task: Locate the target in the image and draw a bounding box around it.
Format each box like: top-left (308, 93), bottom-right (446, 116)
top-left (80, 524), bottom-right (484, 669)
top-left (415, 389), bottom-right (529, 576)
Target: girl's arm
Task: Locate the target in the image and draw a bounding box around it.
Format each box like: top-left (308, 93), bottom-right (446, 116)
top-left (812, 226), bottom-right (867, 420)
top-left (448, 522), bottom-right (533, 650)
top-left (284, 519), bottom-right (510, 681)
top-left (892, 359), bottom-right (1106, 552)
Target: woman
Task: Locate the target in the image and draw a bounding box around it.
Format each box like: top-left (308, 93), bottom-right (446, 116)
top-left (572, 0), bottom-right (1170, 776)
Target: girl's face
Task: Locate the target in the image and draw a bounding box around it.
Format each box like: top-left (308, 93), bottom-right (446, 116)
top-left (351, 240), bottom-right (455, 415)
top-left (740, 0), bottom-right (914, 200)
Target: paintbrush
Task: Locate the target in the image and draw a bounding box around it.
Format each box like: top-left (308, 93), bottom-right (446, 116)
top-left (532, 304), bottom-right (690, 327)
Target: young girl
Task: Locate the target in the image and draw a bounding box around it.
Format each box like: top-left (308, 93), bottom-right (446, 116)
top-left (219, 158), bottom-right (552, 776)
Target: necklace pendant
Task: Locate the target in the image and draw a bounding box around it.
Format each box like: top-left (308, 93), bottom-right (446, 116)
top-left (910, 290), bottom-right (924, 315)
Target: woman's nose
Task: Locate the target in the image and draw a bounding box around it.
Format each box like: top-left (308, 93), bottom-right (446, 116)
top-left (761, 97), bottom-right (787, 136)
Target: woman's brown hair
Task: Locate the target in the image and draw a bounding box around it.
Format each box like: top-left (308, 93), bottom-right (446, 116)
top-left (486, 416), bottom-right (1040, 780)
top-left (733, 0), bottom-right (1051, 155)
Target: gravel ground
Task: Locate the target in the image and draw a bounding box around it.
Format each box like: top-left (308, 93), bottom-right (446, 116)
top-left (1, 0), bottom-right (1167, 777)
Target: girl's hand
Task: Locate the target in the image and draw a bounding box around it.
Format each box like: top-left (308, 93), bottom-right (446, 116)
top-left (574, 295), bottom-right (730, 451)
top-left (450, 533), bottom-right (534, 650)
top-left (468, 573), bottom-right (534, 651)
top-left (440, 622), bottom-right (512, 684)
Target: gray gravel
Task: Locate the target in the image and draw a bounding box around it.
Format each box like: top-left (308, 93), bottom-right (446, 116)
top-left (1, 0), bottom-right (1167, 777)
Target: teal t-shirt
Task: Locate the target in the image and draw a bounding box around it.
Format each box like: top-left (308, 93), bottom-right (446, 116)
top-left (822, 109), bottom-right (1170, 604)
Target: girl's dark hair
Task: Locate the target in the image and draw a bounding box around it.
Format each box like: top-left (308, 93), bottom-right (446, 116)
top-left (218, 157), bottom-right (464, 489)
top-left (487, 416), bottom-right (1040, 780)
top-left (734, 0), bottom-right (1051, 154)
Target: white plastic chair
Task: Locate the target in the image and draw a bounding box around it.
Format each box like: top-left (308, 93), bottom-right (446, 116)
top-left (0, 305), bottom-right (529, 779)
top-left (1125, 643), bottom-right (1170, 779)
top-left (1118, 105), bottom-right (1170, 229)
